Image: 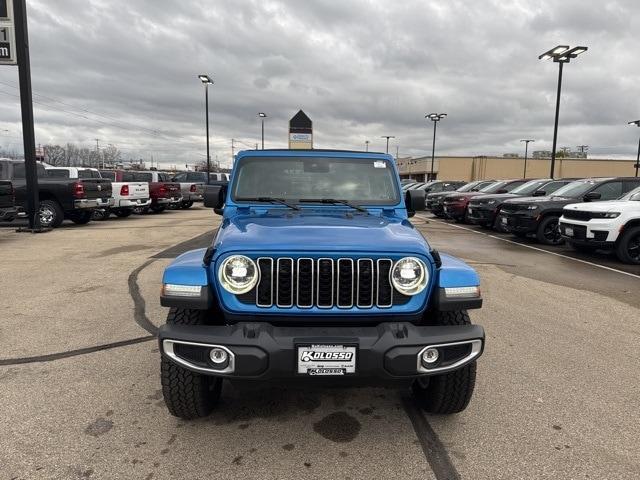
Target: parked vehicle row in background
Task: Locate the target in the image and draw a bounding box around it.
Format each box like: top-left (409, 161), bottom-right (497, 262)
top-left (0, 159), bottom-right (113, 228)
top-left (98, 170), bottom-right (151, 218)
top-left (443, 179), bottom-right (528, 222)
top-left (426, 180), bottom-right (495, 217)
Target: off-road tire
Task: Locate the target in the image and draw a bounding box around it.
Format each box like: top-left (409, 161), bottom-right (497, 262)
top-left (69, 211), bottom-right (92, 224)
top-left (114, 209), bottom-right (133, 218)
top-left (160, 308), bottom-right (222, 419)
top-left (615, 226), bottom-right (640, 265)
top-left (412, 310), bottom-right (477, 414)
top-left (38, 199), bottom-right (64, 228)
top-left (536, 215), bottom-right (563, 245)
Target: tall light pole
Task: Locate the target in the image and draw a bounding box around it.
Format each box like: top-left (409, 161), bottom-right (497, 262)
top-left (520, 139), bottom-right (535, 177)
top-left (381, 135), bottom-right (395, 154)
top-left (365, 140), bottom-right (370, 152)
top-left (539, 45), bottom-right (588, 178)
top-left (426, 113), bottom-right (446, 181)
top-left (630, 120), bottom-right (640, 177)
top-left (258, 112), bottom-right (267, 149)
top-left (198, 74), bottom-right (213, 183)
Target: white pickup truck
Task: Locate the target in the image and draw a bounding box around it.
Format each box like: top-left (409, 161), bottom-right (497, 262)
top-left (44, 166), bottom-right (150, 219)
top-left (559, 186), bottom-right (640, 264)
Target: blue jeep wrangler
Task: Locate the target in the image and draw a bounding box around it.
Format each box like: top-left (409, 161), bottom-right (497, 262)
top-left (159, 150), bottom-right (485, 419)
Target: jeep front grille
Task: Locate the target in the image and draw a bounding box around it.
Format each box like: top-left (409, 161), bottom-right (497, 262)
top-left (239, 257), bottom-right (408, 309)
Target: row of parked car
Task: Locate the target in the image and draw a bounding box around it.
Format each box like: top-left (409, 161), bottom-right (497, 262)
top-left (408, 177), bottom-right (640, 265)
top-left (0, 158), bottom-right (229, 228)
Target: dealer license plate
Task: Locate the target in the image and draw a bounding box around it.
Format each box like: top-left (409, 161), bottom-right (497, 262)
top-left (565, 226), bottom-right (573, 236)
top-left (297, 344), bottom-right (356, 375)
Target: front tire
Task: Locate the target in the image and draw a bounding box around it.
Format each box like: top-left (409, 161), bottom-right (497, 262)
top-left (615, 226), bottom-right (640, 264)
top-left (412, 310), bottom-right (477, 414)
top-left (536, 215), bottom-right (563, 245)
top-left (181, 201), bottom-right (194, 209)
top-left (160, 308), bottom-right (222, 419)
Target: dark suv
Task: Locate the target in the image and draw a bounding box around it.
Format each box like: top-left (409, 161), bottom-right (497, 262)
top-left (467, 178), bottom-right (574, 230)
top-left (442, 179), bottom-right (528, 222)
top-left (498, 177), bottom-right (640, 245)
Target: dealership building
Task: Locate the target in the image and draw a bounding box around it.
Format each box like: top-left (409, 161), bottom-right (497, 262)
top-left (397, 155), bottom-right (639, 181)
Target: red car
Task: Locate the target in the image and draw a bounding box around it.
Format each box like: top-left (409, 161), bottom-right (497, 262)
top-left (442, 179), bottom-right (528, 222)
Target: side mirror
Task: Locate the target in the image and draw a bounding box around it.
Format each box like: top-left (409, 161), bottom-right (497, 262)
top-left (203, 184), bottom-right (225, 213)
top-left (583, 191), bottom-right (601, 201)
top-left (532, 190), bottom-right (546, 197)
top-left (405, 189), bottom-right (426, 217)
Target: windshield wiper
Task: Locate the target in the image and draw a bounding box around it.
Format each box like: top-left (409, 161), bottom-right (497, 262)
top-left (299, 198), bottom-right (368, 213)
top-left (235, 196), bottom-right (300, 210)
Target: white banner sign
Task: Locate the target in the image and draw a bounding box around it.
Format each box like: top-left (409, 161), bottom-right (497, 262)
top-left (289, 133), bottom-right (312, 142)
top-left (0, 0), bottom-right (16, 65)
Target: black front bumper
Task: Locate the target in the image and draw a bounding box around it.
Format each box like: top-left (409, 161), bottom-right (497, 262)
top-left (467, 206), bottom-right (495, 225)
top-left (500, 212), bottom-right (538, 233)
top-left (159, 321), bottom-right (484, 381)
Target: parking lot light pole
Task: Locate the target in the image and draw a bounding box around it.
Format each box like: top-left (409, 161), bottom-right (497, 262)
top-left (198, 74), bottom-right (213, 184)
top-left (258, 112), bottom-right (267, 149)
top-left (629, 120), bottom-right (640, 177)
top-left (426, 113), bottom-right (446, 181)
top-left (520, 139), bottom-right (535, 177)
top-left (539, 45), bottom-right (588, 179)
top-left (365, 140), bottom-right (370, 152)
top-left (381, 135), bottom-right (395, 154)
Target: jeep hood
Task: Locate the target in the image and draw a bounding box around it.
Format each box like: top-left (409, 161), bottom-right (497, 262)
top-left (213, 211), bottom-right (430, 256)
top-left (564, 200), bottom-right (639, 212)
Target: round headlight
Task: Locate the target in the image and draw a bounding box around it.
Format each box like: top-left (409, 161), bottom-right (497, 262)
top-left (391, 257), bottom-right (428, 296)
top-left (218, 255), bottom-right (259, 294)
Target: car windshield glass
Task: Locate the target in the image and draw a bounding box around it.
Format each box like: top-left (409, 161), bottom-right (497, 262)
top-left (231, 156), bottom-right (400, 205)
top-left (100, 171), bottom-right (116, 181)
top-left (509, 179), bottom-right (549, 195)
top-left (46, 169), bottom-right (70, 178)
top-left (479, 181), bottom-right (506, 193)
top-left (552, 180), bottom-right (600, 198)
top-left (457, 181), bottom-right (485, 192)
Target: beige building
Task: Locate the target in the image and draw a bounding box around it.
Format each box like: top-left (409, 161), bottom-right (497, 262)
top-left (397, 155), bottom-right (639, 182)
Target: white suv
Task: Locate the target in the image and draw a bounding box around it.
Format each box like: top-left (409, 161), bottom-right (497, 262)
top-left (559, 186), bottom-right (640, 264)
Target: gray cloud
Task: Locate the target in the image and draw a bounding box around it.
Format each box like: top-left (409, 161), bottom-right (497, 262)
top-left (1, 0), bottom-right (639, 167)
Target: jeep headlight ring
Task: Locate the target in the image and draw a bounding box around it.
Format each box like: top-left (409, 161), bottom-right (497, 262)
top-left (391, 257), bottom-right (429, 296)
top-left (218, 255), bottom-right (259, 295)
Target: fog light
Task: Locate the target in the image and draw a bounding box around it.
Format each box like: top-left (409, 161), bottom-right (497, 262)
top-left (209, 348), bottom-right (228, 364)
top-left (421, 348), bottom-right (439, 365)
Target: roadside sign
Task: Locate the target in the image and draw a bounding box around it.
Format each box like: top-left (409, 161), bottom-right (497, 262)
top-left (0, 0), bottom-right (16, 65)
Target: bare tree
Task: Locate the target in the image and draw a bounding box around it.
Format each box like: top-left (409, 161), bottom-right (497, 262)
top-left (43, 145), bottom-right (66, 165)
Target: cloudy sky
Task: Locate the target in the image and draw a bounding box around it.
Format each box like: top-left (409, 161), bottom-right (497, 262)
top-left (1, 0), bottom-right (639, 167)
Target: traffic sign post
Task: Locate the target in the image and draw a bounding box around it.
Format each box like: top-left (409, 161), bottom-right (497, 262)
top-left (2, 0), bottom-right (43, 231)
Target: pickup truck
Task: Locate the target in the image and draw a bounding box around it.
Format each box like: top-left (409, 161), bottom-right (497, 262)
top-left (119, 171), bottom-right (181, 213)
top-left (158, 149), bottom-right (485, 419)
top-left (559, 186), bottom-right (640, 263)
top-left (171, 172), bottom-right (231, 209)
top-left (0, 159), bottom-right (113, 228)
top-left (0, 180), bottom-right (18, 222)
top-left (499, 177), bottom-right (640, 245)
top-left (97, 170), bottom-right (151, 218)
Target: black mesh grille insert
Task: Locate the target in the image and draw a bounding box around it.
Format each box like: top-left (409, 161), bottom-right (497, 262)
top-left (297, 259), bottom-right (314, 307)
top-left (257, 258), bottom-right (273, 306)
top-left (377, 260), bottom-right (393, 306)
top-left (337, 259), bottom-right (354, 307)
top-left (277, 258), bottom-right (293, 306)
top-left (357, 259), bottom-right (374, 307)
top-left (317, 259), bottom-right (334, 307)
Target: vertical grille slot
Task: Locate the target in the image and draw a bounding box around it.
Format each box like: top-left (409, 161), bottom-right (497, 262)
top-left (316, 258), bottom-right (334, 308)
top-left (276, 258), bottom-right (294, 307)
top-left (376, 259), bottom-right (393, 308)
top-left (357, 259), bottom-right (374, 307)
top-left (296, 258), bottom-right (314, 308)
top-left (337, 258), bottom-right (354, 308)
top-left (256, 258), bottom-right (273, 307)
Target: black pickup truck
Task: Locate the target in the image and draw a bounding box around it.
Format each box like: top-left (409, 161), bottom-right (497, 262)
top-left (0, 180), bottom-right (18, 222)
top-left (0, 159), bottom-right (113, 228)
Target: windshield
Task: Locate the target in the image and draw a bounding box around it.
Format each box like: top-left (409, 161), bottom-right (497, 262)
top-left (232, 156), bottom-right (400, 205)
top-left (552, 180), bottom-right (600, 198)
top-left (510, 179), bottom-right (550, 195)
top-left (457, 180), bottom-right (491, 192)
top-left (479, 181), bottom-right (506, 193)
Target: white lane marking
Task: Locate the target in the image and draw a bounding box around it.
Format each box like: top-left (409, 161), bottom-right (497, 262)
top-left (416, 214), bottom-right (640, 281)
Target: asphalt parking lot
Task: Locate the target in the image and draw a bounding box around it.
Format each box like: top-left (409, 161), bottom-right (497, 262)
top-left (2, 207), bottom-right (639, 479)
